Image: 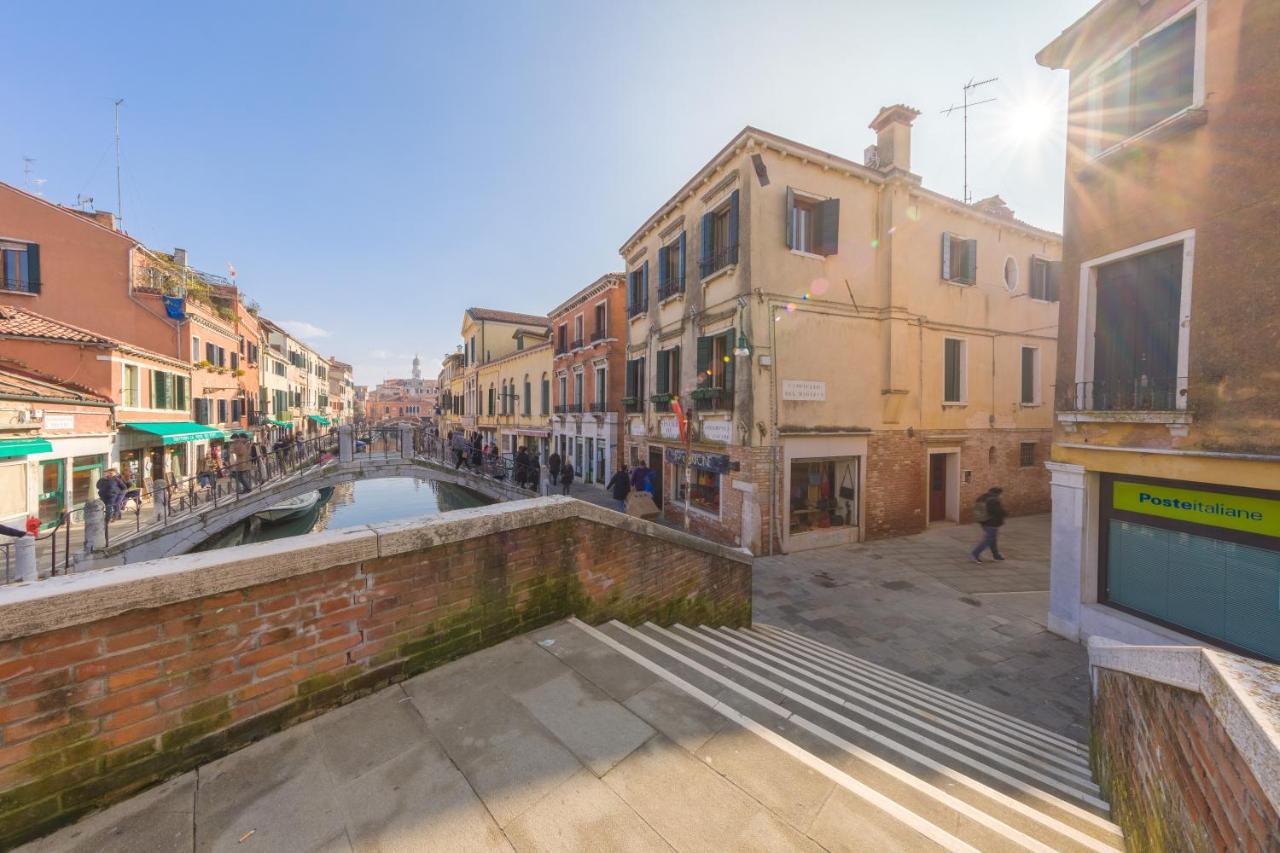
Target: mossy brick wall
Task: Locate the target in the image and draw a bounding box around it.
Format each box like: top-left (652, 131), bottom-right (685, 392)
top-left (1091, 669), bottom-right (1280, 852)
top-left (0, 515), bottom-right (750, 848)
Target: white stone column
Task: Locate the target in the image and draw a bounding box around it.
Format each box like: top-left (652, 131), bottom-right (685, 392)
top-left (338, 424), bottom-right (354, 463)
top-left (14, 534), bottom-right (36, 583)
top-left (1046, 461), bottom-right (1088, 642)
top-left (399, 423), bottom-right (415, 459)
top-left (81, 500), bottom-right (105, 560)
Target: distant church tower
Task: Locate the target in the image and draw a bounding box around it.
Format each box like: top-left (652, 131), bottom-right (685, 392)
top-left (411, 353), bottom-right (421, 381)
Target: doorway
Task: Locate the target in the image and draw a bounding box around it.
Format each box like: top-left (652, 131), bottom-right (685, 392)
top-left (38, 459), bottom-right (64, 528)
top-left (648, 447), bottom-right (664, 508)
top-left (927, 450), bottom-right (959, 523)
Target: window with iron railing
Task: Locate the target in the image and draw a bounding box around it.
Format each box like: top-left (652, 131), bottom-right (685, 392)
top-left (658, 232), bottom-right (686, 299)
top-left (1, 242), bottom-right (40, 294)
top-left (699, 191), bottom-right (739, 279)
top-left (627, 264), bottom-right (649, 317)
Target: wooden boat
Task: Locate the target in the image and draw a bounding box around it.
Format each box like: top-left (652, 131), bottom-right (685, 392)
top-left (255, 490), bottom-right (321, 523)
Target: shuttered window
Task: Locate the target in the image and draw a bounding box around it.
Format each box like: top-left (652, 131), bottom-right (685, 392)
top-left (941, 233), bottom-right (977, 285)
top-left (944, 338), bottom-right (965, 403)
top-left (1029, 257), bottom-right (1062, 301)
top-left (1021, 347), bottom-right (1039, 405)
top-left (699, 190), bottom-right (740, 278)
top-left (785, 188), bottom-right (840, 255)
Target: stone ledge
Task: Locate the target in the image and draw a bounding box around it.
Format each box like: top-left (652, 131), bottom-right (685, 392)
top-left (0, 497), bottom-right (749, 642)
top-left (1088, 636), bottom-right (1280, 816)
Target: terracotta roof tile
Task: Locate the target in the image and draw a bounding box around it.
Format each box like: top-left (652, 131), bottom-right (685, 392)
top-left (0, 306), bottom-right (115, 345)
top-left (466, 307), bottom-right (549, 327)
top-left (0, 357), bottom-right (111, 403)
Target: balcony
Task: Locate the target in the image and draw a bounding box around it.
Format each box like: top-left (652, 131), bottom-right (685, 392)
top-left (1059, 377), bottom-right (1188, 414)
top-left (657, 277), bottom-right (684, 301)
top-left (554, 402), bottom-right (583, 415)
top-left (622, 396), bottom-right (642, 414)
top-left (570, 338), bottom-right (584, 350)
top-left (2, 276), bottom-right (40, 295)
top-left (699, 245), bottom-right (738, 280)
top-left (650, 394), bottom-right (673, 413)
top-left (691, 388), bottom-right (730, 412)
top-left (589, 402), bottom-right (607, 414)
top-left (627, 302), bottom-right (647, 319)
top-left (590, 329), bottom-right (606, 343)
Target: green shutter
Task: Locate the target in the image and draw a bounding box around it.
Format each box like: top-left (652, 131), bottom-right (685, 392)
top-left (657, 245), bottom-right (669, 293)
top-left (677, 232), bottom-right (686, 290)
top-left (25, 244), bottom-right (40, 293)
top-left (1021, 348), bottom-right (1036, 404)
top-left (638, 357), bottom-right (645, 399)
top-left (944, 340), bottom-right (961, 401)
top-left (700, 212), bottom-right (713, 275)
top-left (696, 336), bottom-right (712, 384)
top-left (625, 360), bottom-right (636, 397)
top-left (722, 331), bottom-right (735, 393)
top-left (728, 190), bottom-right (740, 253)
top-left (785, 187), bottom-right (795, 248)
top-left (671, 346), bottom-right (681, 393)
top-left (816, 198), bottom-right (840, 256)
top-left (642, 260), bottom-right (649, 309)
top-left (656, 349), bottom-right (669, 395)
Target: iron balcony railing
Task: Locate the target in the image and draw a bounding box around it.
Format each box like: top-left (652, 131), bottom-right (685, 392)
top-left (699, 244), bottom-right (738, 279)
top-left (627, 300), bottom-right (647, 318)
top-left (589, 402), bottom-right (607, 414)
top-left (570, 338), bottom-right (584, 350)
top-left (657, 277), bottom-right (685, 300)
top-left (622, 396), bottom-right (642, 413)
top-left (589, 329), bottom-right (606, 343)
top-left (650, 394), bottom-right (673, 413)
top-left (1061, 377), bottom-right (1189, 413)
top-left (2, 277), bottom-right (41, 294)
top-left (692, 388), bottom-right (730, 412)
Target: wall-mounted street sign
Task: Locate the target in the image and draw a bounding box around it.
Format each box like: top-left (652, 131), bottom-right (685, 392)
top-left (1112, 480), bottom-right (1280, 539)
top-left (783, 380), bottom-right (826, 402)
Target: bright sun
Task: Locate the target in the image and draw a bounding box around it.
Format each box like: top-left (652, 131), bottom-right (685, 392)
top-left (1005, 97), bottom-right (1056, 145)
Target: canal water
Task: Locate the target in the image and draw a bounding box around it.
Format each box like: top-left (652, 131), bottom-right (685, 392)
top-left (194, 476), bottom-right (492, 551)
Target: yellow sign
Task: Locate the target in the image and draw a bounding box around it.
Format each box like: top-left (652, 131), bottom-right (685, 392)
top-left (1112, 481), bottom-right (1280, 538)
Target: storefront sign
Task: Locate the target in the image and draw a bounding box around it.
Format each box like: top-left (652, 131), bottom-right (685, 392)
top-left (1113, 480), bottom-right (1280, 538)
top-left (664, 448), bottom-right (731, 474)
top-left (629, 419), bottom-right (645, 437)
top-left (43, 414), bottom-right (75, 431)
top-left (701, 419), bottom-right (732, 443)
top-left (659, 418), bottom-right (679, 440)
top-left (783, 380), bottom-right (826, 402)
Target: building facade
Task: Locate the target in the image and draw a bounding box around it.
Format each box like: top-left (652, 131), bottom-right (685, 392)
top-left (620, 116), bottom-right (1061, 554)
top-left (549, 274), bottom-right (626, 489)
top-left (327, 358), bottom-right (354, 425)
top-left (458, 308), bottom-right (551, 452)
top-left (1037, 0), bottom-right (1280, 662)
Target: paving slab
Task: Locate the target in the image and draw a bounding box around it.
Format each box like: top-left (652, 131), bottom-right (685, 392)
top-left (337, 741), bottom-right (513, 853)
top-left (622, 680), bottom-right (729, 754)
top-left (314, 687), bottom-right (433, 785)
top-left (194, 723), bottom-right (351, 853)
top-left (528, 620), bottom-right (658, 703)
top-left (514, 670), bottom-right (655, 777)
top-left (503, 769), bottom-right (673, 853)
top-left (807, 786), bottom-right (950, 853)
top-left (16, 772), bottom-right (195, 853)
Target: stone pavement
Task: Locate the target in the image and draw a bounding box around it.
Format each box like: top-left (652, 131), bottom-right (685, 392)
top-left (754, 513), bottom-right (1091, 741)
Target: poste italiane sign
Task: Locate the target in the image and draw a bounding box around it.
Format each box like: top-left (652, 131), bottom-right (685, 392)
top-left (1113, 480), bottom-right (1280, 539)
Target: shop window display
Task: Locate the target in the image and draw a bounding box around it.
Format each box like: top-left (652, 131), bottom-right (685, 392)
top-left (790, 458), bottom-right (858, 535)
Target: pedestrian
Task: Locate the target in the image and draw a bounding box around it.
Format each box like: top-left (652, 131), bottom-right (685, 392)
top-left (528, 454), bottom-right (541, 494)
top-left (606, 464), bottom-right (631, 512)
top-left (970, 487), bottom-right (1007, 563)
top-left (451, 431), bottom-right (467, 469)
top-left (548, 450), bottom-right (562, 493)
top-left (230, 434), bottom-right (254, 495)
top-left (151, 455), bottom-right (168, 519)
top-left (514, 446), bottom-right (531, 488)
top-left (559, 460), bottom-right (575, 496)
top-left (96, 469), bottom-right (123, 521)
top-left (198, 452), bottom-right (219, 490)
top-left (630, 462), bottom-right (648, 493)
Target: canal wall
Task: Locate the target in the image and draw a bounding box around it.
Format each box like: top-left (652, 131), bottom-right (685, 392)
top-left (0, 497), bottom-right (752, 848)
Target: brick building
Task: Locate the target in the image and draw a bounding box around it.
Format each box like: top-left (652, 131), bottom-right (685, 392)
top-left (1038, 0), bottom-right (1280, 662)
top-left (620, 116), bottom-right (1061, 554)
top-left (549, 273), bottom-right (626, 489)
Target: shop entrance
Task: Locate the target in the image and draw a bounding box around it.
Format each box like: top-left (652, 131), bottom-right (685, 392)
top-left (928, 450), bottom-right (959, 523)
top-left (37, 459), bottom-right (64, 528)
top-left (648, 447), bottom-right (664, 508)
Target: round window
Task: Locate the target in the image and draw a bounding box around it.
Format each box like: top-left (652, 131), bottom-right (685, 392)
top-left (1003, 257), bottom-right (1018, 292)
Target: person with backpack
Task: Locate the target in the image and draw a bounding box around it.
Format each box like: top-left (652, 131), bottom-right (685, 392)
top-left (971, 486), bottom-right (1007, 563)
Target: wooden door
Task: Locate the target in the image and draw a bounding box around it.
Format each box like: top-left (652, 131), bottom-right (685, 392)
top-left (928, 454), bottom-right (947, 522)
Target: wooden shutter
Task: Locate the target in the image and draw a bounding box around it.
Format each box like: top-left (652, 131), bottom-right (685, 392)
top-left (965, 239), bottom-right (978, 283)
top-left (722, 332), bottom-right (735, 393)
top-left (670, 346), bottom-right (681, 393)
top-left (25, 244), bottom-right (40, 293)
top-left (815, 198), bottom-right (840, 256)
top-left (941, 233), bottom-right (952, 280)
top-left (1047, 260), bottom-right (1062, 301)
top-left (700, 212), bottom-right (713, 277)
top-left (657, 245), bottom-right (669, 293)
top-left (677, 232), bottom-right (686, 291)
top-left (1021, 348), bottom-right (1036, 404)
top-left (625, 360), bottom-right (636, 397)
top-left (641, 260), bottom-right (649, 309)
top-left (205, 342), bottom-right (215, 363)
top-left (637, 357), bottom-right (645, 399)
top-left (696, 335), bottom-right (712, 382)
top-left (728, 190), bottom-right (740, 255)
top-left (785, 187), bottom-right (796, 248)
top-left (944, 340), bottom-right (961, 402)
top-left (1030, 258), bottom-right (1045, 299)
top-left (655, 350), bottom-right (669, 395)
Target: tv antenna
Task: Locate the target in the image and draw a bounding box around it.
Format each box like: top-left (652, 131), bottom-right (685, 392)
top-left (941, 76), bottom-right (998, 204)
top-left (21, 157), bottom-right (36, 192)
top-left (74, 194), bottom-right (95, 211)
top-left (113, 98), bottom-right (125, 228)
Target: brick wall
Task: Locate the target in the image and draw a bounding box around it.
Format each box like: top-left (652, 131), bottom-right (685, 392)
top-left (0, 502), bottom-right (750, 848)
top-left (1092, 668), bottom-right (1280, 852)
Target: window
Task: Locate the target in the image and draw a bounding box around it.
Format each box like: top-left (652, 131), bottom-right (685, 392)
top-left (790, 458), bottom-right (859, 535)
top-left (573, 315), bottom-right (584, 348)
top-left (469, 335), bottom-right (476, 366)
top-left (655, 346), bottom-right (681, 404)
top-left (624, 358), bottom-right (645, 411)
top-left (786, 189), bottom-right (839, 256)
top-left (231, 399), bottom-right (243, 423)
top-left (1003, 257), bottom-right (1018, 292)
top-left (593, 303), bottom-right (607, 340)
top-left (541, 374), bottom-right (550, 415)
top-left (1021, 347), bottom-right (1040, 405)
top-left (941, 233), bottom-right (977, 285)
top-left (627, 263), bottom-right (649, 317)
top-left (682, 469), bottom-right (720, 514)
top-left (944, 338), bottom-right (966, 403)
top-left (523, 376), bottom-right (531, 416)
top-left (1029, 257), bottom-right (1062, 301)
top-left (122, 364), bottom-right (140, 407)
top-left (694, 333), bottom-right (733, 410)
top-left (516, 335), bottom-right (524, 352)
top-left (558, 374), bottom-right (567, 410)
top-left (699, 190), bottom-right (740, 278)
top-left (594, 365), bottom-right (606, 410)
top-left (0, 242), bottom-right (39, 293)
top-left (1019, 442), bottom-right (1037, 468)
top-left (231, 352), bottom-right (240, 371)
top-left (573, 371), bottom-right (584, 411)
top-left (1086, 8), bottom-right (1199, 156)
top-left (657, 232), bottom-right (687, 298)
top-left (487, 384), bottom-right (495, 416)
top-left (191, 336), bottom-right (201, 361)
top-left (557, 324), bottom-right (567, 353)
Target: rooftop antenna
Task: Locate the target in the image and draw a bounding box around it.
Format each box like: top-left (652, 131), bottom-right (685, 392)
top-left (941, 77), bottom-right (998, 205)
top-left (113, 98), bottom-right (124, 228)
top-left (21, 157), bottom-right (36, 192)
top-left (74, 194), bottom-right (95, 211)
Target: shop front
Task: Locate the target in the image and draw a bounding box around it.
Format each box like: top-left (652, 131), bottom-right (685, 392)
top-left (663, 446), bottom-right (731, 519)
top-left (782, 435), bottom-right (865, 552)
top-left (1098, 475), bottom-right (1280, 662)
top-left (118, 422), bottom-right (225, 491)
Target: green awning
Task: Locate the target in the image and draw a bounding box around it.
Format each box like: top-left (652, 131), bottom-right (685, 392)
top-left (307, 415), bottom-right (331, 426)
top-left (120, 421), bottom-right (225, 445)
top-left (268, 419), bottom-right (294, 428)
top-left (0, 438), bottom-right (53, 458)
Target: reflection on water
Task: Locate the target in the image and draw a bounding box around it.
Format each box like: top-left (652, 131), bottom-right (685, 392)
top-left (195, 477), bottom-right (492, 551)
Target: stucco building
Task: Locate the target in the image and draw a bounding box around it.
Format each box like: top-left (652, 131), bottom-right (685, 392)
top-left (457, 308), bottom-right (552, 457)
top-left (549, 274), bottom-right (626, 489)
top-left (620, 115), bottom-right (1061, 554)
top-left (1037, 0), bottom-right (1280, 662)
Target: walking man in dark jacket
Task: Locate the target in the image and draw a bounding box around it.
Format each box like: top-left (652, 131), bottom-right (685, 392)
top-left (96, 469), bottom-right (123, 521)
top-left (547, 451), bottom-right (562, 495)
top-left (559, 461), bottom-right (575, 496)
top-left (971, 487), bottom-right (1007, 563)
top-left (606, 465), bottom-right (631, 512)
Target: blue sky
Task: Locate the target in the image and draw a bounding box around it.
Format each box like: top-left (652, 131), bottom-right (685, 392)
top-left (2, 0), bottom-right (1092, 384)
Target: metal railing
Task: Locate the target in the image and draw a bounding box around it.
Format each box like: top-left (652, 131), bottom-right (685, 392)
top-left (589, 329), bottom-right (606, 343)
top-left (570, 338), bottom-right (584, 350)
top-left (699, 244), bottom-right (738, 279)
top-left (692, 388), bottom-right (730, 412)
top-left (627, 300), bottom-right (647, 318)
top-left (0, 511), bottom-right (75, 583)
top-left (658, 277), bottom-right (684, 300)
top-left (1061, 377), bottom-right (1188, 413)
top-left (589, 402), bottom-right (608, 414)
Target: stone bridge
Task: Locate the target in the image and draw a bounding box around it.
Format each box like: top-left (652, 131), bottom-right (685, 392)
top-left (91, 430), bottom-right (533, 565)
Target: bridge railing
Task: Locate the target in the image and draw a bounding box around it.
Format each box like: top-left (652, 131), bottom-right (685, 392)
top-left (432, 431), bottom-right (542, 495)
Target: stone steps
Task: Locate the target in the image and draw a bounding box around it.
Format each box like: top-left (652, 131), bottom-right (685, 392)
top-left (573, 617), bottom-right (1124, 853)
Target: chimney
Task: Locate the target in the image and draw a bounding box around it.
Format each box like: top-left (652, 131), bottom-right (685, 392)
top-left (173, 248), bottom-right (188, 268)
top-left (868, 104), bottom-right (921, 174)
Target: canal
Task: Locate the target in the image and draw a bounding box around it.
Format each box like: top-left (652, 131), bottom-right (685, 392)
top-left (194, 476), bottom-right (493, 551)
